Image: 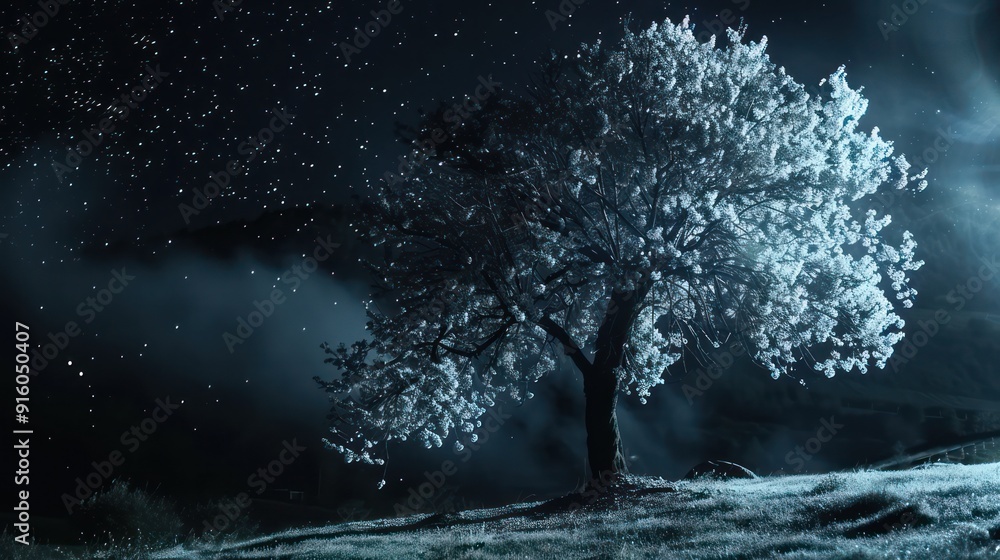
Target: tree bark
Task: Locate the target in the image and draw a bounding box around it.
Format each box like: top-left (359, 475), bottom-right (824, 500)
top-left (583, 285), bottom-right (650, 483)
top-left (583, 361), bottom-right (626, 481)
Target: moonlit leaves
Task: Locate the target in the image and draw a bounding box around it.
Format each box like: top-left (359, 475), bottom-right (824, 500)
top-left (318, 17), bottom-right (925, 467)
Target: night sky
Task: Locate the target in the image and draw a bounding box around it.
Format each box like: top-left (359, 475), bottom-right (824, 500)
top-left (3, 0), bottom-right (1000, 530)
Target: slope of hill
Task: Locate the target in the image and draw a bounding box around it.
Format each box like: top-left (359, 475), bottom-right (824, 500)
top-left (12, 463), bottom-right (999, 560)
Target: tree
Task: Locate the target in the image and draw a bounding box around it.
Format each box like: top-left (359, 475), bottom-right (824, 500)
top-left (315, 18), bottom-right (926, 485)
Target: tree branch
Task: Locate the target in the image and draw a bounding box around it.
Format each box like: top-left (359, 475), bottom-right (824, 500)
top-left (538, 316), bottom-right (593, 373)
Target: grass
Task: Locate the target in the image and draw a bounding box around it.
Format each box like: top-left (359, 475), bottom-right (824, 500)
top-left (8, 463), bottom-right (1000, 559)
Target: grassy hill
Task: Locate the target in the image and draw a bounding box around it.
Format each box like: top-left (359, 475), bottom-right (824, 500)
top-left (9, 463), bottom-right (1000, 559)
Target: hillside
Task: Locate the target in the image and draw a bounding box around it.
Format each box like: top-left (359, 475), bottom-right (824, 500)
top-left (12, 463), bottom-right (998, 560)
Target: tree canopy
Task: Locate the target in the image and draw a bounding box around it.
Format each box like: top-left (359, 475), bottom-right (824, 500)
top-left (316, 18), bottom-right (926, 470)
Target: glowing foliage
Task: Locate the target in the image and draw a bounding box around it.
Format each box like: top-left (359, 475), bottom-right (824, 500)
top-left (316, 19), bottom-right (924, 465)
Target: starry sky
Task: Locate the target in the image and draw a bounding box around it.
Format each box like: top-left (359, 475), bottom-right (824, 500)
top-left (2, 0), bottom-right (1000, 525)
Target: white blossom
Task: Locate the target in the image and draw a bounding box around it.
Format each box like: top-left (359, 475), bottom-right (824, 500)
top-left (315, 18), bottom-right (925, 467)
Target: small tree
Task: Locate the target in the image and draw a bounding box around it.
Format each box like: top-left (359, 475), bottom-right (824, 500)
top-left (316, 18), bottom-right (926, 484)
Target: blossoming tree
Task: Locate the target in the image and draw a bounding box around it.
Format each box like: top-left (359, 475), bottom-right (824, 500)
top-left (316, 18), bottom-right (926, 483)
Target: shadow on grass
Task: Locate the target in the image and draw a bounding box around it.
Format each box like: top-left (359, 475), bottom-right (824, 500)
top-left (217, 475), bottom-right (678, 554)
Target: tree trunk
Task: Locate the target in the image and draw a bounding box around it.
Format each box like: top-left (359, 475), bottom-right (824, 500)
top-left (583, 285), bottom-right (650, 483)
top-left (583, 362), bottom-right (626, 481)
